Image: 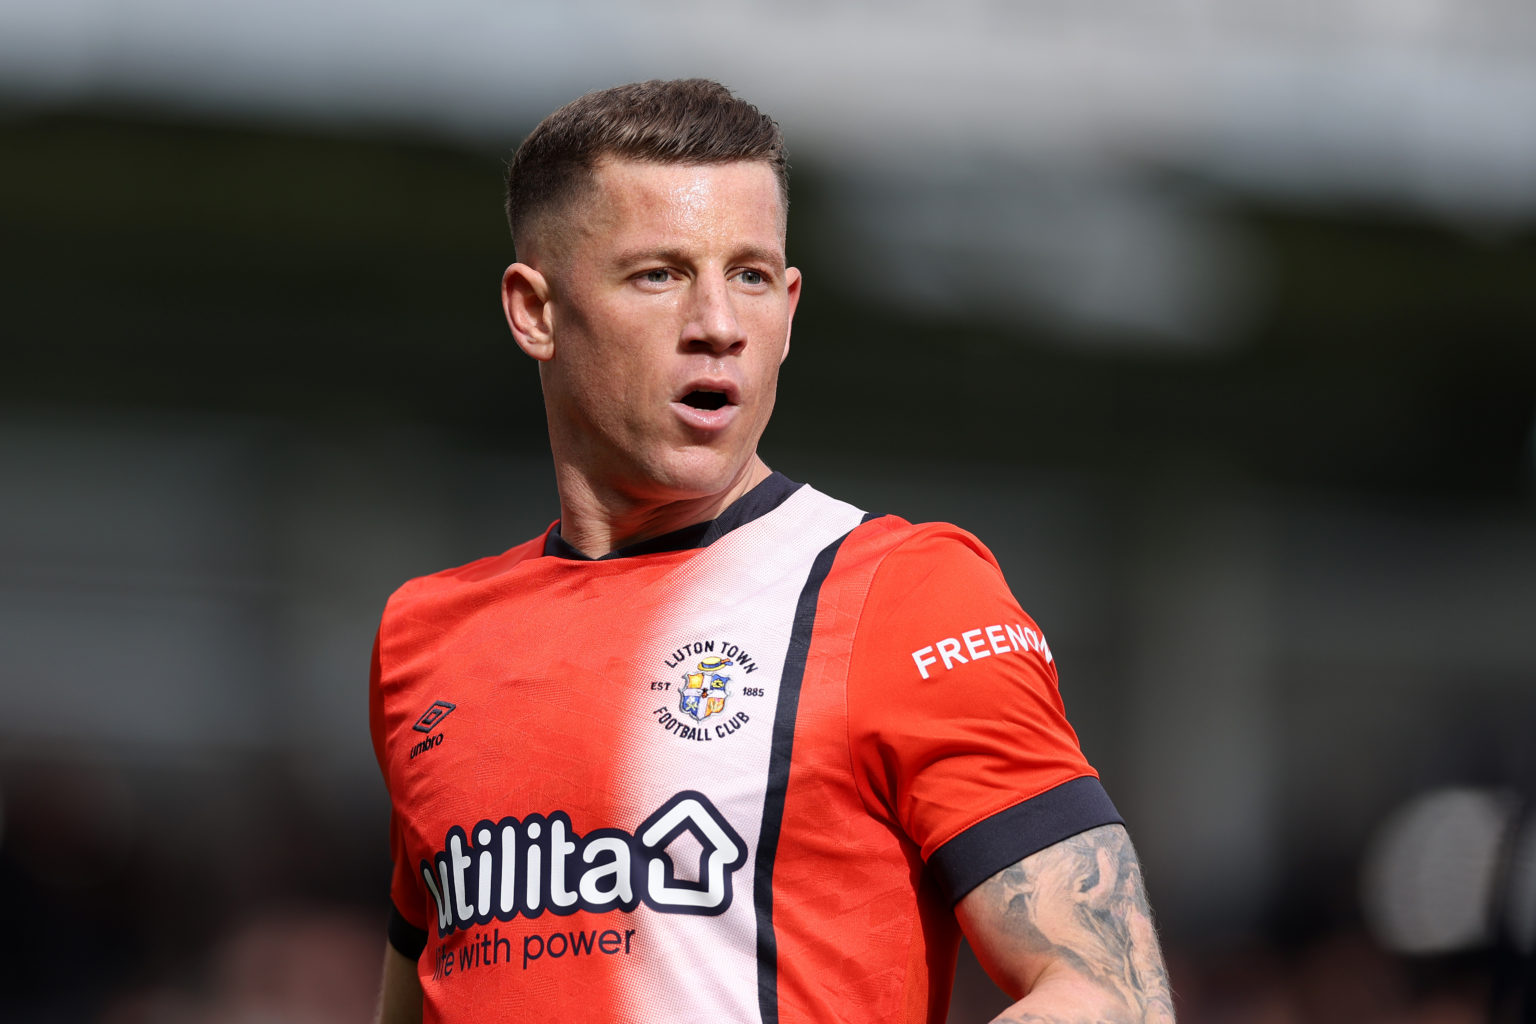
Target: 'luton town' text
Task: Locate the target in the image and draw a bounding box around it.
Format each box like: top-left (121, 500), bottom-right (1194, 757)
top-left (664, 639), bottom-right (758, 674)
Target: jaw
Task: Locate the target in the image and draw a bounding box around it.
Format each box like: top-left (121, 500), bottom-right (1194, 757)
top-left (547, 403), bottom-right (762, 505)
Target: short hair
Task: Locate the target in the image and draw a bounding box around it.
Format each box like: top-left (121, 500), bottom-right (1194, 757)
top-left (505, 79), bottom-right (788, 257)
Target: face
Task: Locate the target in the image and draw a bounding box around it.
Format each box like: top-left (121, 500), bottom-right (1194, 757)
top-left (514, 159), bottom-right (801, 506)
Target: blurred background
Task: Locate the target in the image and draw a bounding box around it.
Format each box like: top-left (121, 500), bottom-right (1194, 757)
top-left (3, 1), bottom-right (1535, 1021)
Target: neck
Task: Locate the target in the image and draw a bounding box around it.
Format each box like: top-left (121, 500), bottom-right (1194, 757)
top-left (554, 457), bottom-right (772, 558)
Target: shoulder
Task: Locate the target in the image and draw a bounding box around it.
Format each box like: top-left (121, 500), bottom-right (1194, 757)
top-left (840, 516), bottom-right (1022, 633)
top-left (837, 514), bottom-right (1007, 583)
top-left (375, 528), bottom-right (553, 653)
top-left (393, 528), bottom-right (549, 595)
top-left (835, 513), bottom-right (1056, 688)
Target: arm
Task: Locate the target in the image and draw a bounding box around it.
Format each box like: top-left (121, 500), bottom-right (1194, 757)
top-left (955, 824), bottom-right (1175, 1024)
top-left (374, 943), bottom-right (423, 1024)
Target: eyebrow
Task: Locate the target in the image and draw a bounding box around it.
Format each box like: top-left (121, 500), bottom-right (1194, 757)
top-left (610, 244), bottom-right (786, 270)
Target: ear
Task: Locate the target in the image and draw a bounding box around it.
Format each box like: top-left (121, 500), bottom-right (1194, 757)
top-left (502, 263), bottom-right (555, 362)
top-left (780, 265), bottom-right (802, 365)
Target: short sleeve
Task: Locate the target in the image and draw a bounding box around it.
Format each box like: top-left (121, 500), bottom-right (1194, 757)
top-left (846, 527), bottom-right (1121, 904)
top-left (370, 629), bottom-right (429, 959)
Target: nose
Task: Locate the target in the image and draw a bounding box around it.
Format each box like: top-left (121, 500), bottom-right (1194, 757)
top-left (681, 272), bottom-right (746, 354)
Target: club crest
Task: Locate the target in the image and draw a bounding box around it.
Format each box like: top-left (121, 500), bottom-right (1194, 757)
top-left (678, 656), bottom-right (732, 722)
top-left (650, 641), bottom-right (758, 742)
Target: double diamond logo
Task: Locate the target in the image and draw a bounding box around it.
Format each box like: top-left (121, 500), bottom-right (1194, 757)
top-left (413, 700), bottom-right (456, 733)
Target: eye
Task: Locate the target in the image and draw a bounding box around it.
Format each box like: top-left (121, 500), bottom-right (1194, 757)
top-left (641, 268), bottom-right (671, 284)
top-left (736, 269), bottom-right (765, 286)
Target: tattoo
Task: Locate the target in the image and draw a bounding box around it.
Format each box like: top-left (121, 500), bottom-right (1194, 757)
top-left (978, 824), bottom-right (1175, 1024)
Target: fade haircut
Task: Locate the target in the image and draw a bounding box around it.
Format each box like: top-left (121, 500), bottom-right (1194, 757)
top-left (505, 79), bottom-right (788, 259)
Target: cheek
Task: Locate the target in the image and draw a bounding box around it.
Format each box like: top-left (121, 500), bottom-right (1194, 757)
top-left (561, 302), bottom-right (672, 393)
top-left (752, 325), bottom-right (791, 390)
top-left (566, 354), bottom-right (659, 432)
top-left (553, 318), bottom-right (644, 409)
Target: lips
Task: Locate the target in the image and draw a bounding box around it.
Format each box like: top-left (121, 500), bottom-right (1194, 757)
top-left (672, 378), bottom-right (740, 431)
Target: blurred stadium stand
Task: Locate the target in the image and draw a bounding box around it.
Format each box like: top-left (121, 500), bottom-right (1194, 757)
top-left (2, 2), bottom-right (1535, 1020)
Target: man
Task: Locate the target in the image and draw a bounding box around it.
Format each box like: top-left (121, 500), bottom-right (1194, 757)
top-left (370, 79), bottom-right (1174, 1023)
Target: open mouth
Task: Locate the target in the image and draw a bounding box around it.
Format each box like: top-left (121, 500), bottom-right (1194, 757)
top-left (680, 389), bottom-right (730, 411)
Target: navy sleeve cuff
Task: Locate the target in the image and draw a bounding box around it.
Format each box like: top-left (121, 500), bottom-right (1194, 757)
top-left (929, 775), bottom-right (1124, 906)
top-left (388, 903), bottom-right (429, 960)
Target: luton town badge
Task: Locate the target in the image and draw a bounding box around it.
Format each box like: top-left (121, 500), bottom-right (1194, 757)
top-left (678, 656), bottom-right (732, 722)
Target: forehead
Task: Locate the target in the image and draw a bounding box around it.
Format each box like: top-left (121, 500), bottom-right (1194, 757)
top-left (573, 159), bottom-right (787, 251)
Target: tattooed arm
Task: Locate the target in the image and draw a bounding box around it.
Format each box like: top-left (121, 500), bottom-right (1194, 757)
top-left (955, 824), bottom-right (1175, 1024)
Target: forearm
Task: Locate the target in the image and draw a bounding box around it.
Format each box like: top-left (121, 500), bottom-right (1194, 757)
top-left (988, 961), bottom-right (1175, 1024)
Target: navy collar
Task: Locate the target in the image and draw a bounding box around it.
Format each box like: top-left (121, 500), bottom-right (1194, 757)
top-left (543, 472), bottom-right (804, 561)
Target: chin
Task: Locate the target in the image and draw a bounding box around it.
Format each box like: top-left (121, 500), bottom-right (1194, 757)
top-left (643, 450), bottom-right (756, 502)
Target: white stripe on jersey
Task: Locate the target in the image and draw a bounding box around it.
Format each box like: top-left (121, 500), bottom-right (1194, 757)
top-left (613, 485), bottom-right (866, 1023)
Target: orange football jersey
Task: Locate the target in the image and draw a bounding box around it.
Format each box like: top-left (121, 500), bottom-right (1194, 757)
top-left (370, 474), bottom-right (1119, 1023)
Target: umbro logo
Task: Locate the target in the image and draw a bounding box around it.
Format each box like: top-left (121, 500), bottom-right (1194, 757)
top-left (414, 701), bottom-right (456, 733)
top-left (410, 701), bottom-right (455, 761)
